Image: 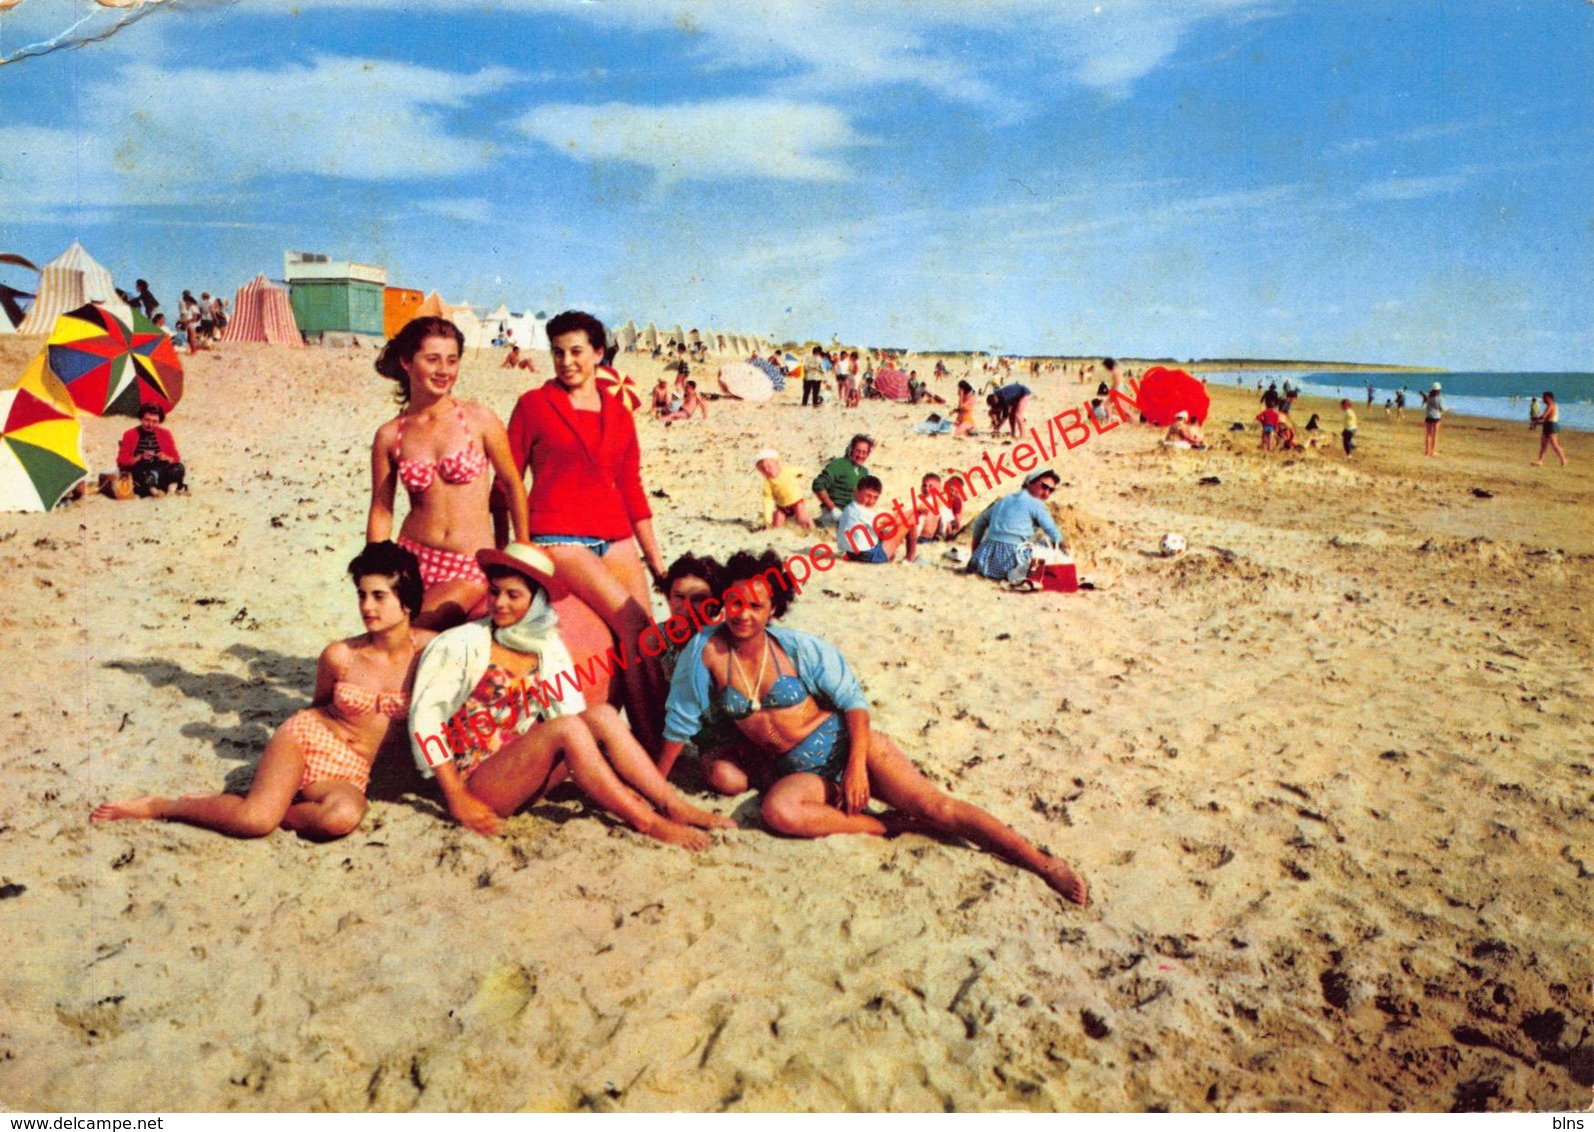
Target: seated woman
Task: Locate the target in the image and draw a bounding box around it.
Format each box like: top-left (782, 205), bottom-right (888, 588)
top-left (408, 543), bottom-right (731, 846)
top-left (502, 310), bottom-right (672, 755)
top-left (968, 468), bottom-right (1064, 582)
top-left (1161, 411), bottom-right (1206, 450)
top-left (368, 317), bottom-right (532, 630)
top-left (658, 551), bottom-right (1088, 905)
top-left (93, 543), bottom-right (435, 839)
top-left (117, 402), bottom-right (187, 497)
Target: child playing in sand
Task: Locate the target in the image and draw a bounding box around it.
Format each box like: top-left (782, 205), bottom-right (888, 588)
top-left (837, 476), bottom-right (918, 564)
top-left (754, 449), bottom-right (813, 531)
top-left (664, 380), bottom-right (707, 422)
top-left (914, 472), bottom-right (960, 541)
top-left (1339, 399), bottom-right (1358, 460)
top-left (656, 550), bottom-right (1088, 905)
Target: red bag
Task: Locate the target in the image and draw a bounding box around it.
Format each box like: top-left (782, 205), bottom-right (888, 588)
top-left (1018, 548), bottom-right (1078, 593)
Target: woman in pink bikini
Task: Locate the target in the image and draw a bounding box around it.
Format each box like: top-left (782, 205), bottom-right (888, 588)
top-left (92, 543), bottom-right (435, 839)
top-left (367, 317), bottom-right (532, 629)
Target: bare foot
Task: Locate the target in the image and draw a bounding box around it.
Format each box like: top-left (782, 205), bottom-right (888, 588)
top-left (91, 796), bottom-right (165, 822)
top-left (1037, 856), bottom-right (1090, 906)
top-left (1531, 460), bottom-right (1543, 467)
top-left (663, 796), bottom-right (736, 830)
top-left (639, 815), bottom-right (712, 851)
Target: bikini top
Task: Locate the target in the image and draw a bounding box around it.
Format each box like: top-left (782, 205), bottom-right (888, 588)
top-left (332, 681), bottom-right (410, 720)
top-left (721, 638), bottom-right (808, 720)
top-left (329, 634), bottom-right (419, 720)
top-left (392, 403), bottom-right (489, 492)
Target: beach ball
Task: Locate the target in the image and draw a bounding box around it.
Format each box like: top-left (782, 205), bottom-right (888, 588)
top-left (1159, 533), bottom-right (1187, 558)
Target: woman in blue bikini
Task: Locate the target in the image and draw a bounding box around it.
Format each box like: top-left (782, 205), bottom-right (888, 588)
top-left (657, 550), bottom-right (1089, 905)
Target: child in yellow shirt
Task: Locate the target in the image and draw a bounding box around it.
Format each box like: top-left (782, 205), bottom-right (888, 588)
top-left (755, 449), bottom-right (813, 531)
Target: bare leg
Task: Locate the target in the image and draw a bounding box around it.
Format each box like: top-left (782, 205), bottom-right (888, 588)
top-left (283, 780), bottom-right (368, 840)
top-left (541, 541), bottom-right (668, 756)
top-left (467, 716), bottom-right (710, 850)
top-left (790, 500), bottom-right (814, 530)
top-left (704, 757), bottom-right (751, 796)
top-left (582, 703), bottom-right (733, 829)
top-left (762, 773), bottom-right (888, 837)
top-left (92, 720), bottom-right (309, 839)
top-left (864, 732), bottom-right (1089, 905)
top-left (416, 578), bottom-right (488, 631)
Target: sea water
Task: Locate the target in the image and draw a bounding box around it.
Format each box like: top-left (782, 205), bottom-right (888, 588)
top-left (1209, 371), bottom-right (1594, 431)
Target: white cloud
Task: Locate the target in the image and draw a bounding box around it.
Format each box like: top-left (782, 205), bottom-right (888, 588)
top-left (1358, 173), bottom-right (1468, 202)
top-left (0, 56), bottom-right (517, 217)
top-left (516, 98), bottom-right (866, 182)
top-left (416, 198), bottom-right (496, 224)
top-left (234, 0), bottom-right (1278, 102)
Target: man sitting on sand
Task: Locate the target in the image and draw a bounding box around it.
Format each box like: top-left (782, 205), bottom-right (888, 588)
top-left (1162, 411), bottom-right (1206, 449)
top-left (117, 403), bottom-right (187, 497)
top-left (837, 476), bottom-right (917, 564)
top-left (755, 449), bottom-right (813, 531)
top-left (813, 434), bottom-right (873, 527)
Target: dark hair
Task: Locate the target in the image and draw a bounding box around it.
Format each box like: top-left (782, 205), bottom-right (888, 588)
top-left (483, 562), bottom-right (543, 593)
top-left (349, 541), bottom-right (424, 617)
top-left (138, 402), bottom-right (166, 422)
top-left (545, 310), bottom-right (606, 352)
top-left (720, 549), bottom-right (795, 620)
top-left (856, 475), bottom-right (883, 493)
top-left (374, 317), bottom-right (464, 407)
top-left (661, 552), bottom-right (722, 596)
top-left (958, 380), bottom-right (974, 395)
top-left (848, 433), bottom-right (874, 451)
top-left (1103, 357), bottom-right (1117, 370)
top-left (1543, 390), bottom-right (1556, 401)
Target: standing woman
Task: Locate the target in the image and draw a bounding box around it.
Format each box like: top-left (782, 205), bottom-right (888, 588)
top-left (1531, 391), bottom-right (1568, 467)
top-left (93, 543), bottom-right (434, 839)
top-left (503, 310), bottom-right (671, 755)
top-left (368, 317), bottom-right (531, 629)
top-left (1419, 381), bottom-right (1445, 457)
top-left (953, 380), bottom-right (977, 437)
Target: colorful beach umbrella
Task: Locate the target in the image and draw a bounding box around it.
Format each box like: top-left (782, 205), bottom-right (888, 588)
top-left (0, 387), bottom-right (88, 512)
top-left (1135, 366), bottom-right (1210, 426)
top-left (595, 365), bottom-right (642, 412)
top-left (873, 367), bottom-right (910, 402)
top-left (45, 302), bottom-right (182, 417)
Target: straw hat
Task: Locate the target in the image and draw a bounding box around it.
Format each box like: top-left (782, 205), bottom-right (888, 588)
top-left (475, 543), bottom-right (556, 585)
top-left (1431, 382), bottom-right (1442, 392)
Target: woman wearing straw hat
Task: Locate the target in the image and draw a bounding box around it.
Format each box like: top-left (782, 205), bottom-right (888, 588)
top-left (408, 542), bottom-right (731, 845)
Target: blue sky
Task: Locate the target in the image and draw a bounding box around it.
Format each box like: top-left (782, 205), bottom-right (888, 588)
top-left (1, 0), bottom-right (1589, 369)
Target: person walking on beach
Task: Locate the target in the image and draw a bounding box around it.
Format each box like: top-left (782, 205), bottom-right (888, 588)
top-left (801, 345), bottom-right (825, 408)
top-left (1418, 382), bottom-right (1445, 457)
top-left (1531, 391), bottom-right (1568, 467)
top-left (1395, 388), bottom-right (1407, 421)
top-left (1339, 399), bottom-right (1358, 460)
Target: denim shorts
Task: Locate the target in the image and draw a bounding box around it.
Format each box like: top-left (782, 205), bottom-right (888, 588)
top-left (531, 534), bottom-right (613, 557)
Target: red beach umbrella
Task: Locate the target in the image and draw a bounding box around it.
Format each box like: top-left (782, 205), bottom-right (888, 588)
top-left (1135, 366), bottom-right (1209, 427)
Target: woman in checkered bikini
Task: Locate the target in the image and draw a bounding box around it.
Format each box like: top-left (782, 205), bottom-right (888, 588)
top-left (367, 317), bottom-right (534, 630)
top-left (92, 543), bottom-right (436, 839)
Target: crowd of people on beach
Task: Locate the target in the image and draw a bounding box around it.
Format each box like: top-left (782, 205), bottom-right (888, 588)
top-left (92, 312), bottom-right (1090, 907)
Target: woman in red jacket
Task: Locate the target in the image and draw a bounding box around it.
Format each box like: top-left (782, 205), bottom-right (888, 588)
top-left (117, 403), bottom-right (187, 496)
top-left (503, 310), bottom-right (670, 754)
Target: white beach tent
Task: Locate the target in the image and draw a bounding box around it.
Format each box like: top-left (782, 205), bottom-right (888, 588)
top-left (452, 307), bottom-right (490, 350)
top-left (619, 320), bottom-right (639, 351)
top-left (15, 242), bottom-right (132, 335)
top-left (506, 312), bottom-right (547, 352)
top-left (0, 303), bottom-right (14, 335)
top-left (640, 322), bottom-right (659, 351)
top-left (482, 304), bottom-right (512, 343)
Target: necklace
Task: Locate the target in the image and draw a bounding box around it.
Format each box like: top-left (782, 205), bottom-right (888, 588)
top-left (728, 634), bottom-right (770, 712)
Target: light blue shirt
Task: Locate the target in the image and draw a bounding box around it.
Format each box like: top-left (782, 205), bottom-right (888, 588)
top-left (836, 500), bottom-right (879, 555)
top-left (970, 488), bottom-right (1063, 549)
top-left (664, 625), bottom-right (869, 745)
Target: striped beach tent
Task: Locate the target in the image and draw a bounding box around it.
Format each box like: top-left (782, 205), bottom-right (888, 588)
top-left (220, 275), bottom-right (303, 346)
top-left (413, 291), bottom-right (453, 320)
top-left (15, 243), bottom-right (130, 335)
top-left (452, 307), bottom-right (489, 350)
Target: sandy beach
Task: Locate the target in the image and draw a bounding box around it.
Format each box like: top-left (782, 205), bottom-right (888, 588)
top-left (1, 337), bottom-right (1589, 1113)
